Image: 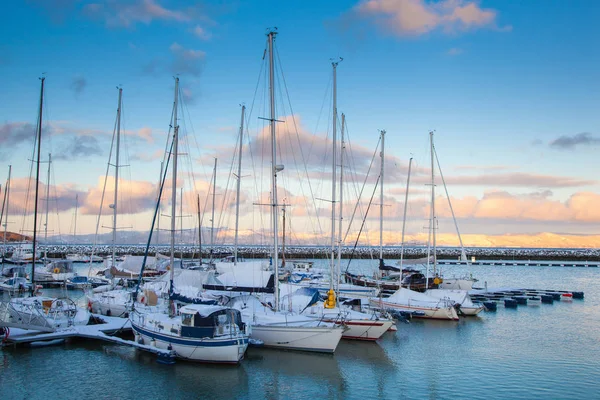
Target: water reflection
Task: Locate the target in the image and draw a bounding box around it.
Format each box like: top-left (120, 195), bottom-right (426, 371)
top-left (245, 347), bottom-right (345, 399)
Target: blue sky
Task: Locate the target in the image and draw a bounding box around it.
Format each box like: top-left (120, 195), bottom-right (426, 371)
top-left (1, 0), bottom-right (599, 247)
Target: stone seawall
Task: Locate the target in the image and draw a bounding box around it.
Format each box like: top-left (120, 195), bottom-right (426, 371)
top-left (13, 244), bottom-right (600, 261)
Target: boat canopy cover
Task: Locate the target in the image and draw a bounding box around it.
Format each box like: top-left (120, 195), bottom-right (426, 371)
top-left (179, 304), bottom-right (228, 317)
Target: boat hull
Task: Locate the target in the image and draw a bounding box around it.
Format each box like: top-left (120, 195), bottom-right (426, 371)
top-left (337, 319), bottom-right (394, 341)
top-left (369, 299), bottom-right (459, 321)
top-left (250, 324), bottom-right (343, 353)
top-left (131, 323), bottom-right (248, 364)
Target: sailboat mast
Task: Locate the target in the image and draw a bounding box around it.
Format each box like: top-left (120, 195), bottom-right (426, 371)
top-left (197, 193), bottom-right (202, 263)
top-left (234, 105), bottom-right (245, 265)
top-left (31, 77), bottom-right (45, 294)
top-left (169, 77), bottom-right (180, 311)
top-left (399, 157), bottom-right (413, 271)
top-left (74, 194), bottom-right (78, 243)
top-left (379, 130), bottom-right (386, 264)
top-left (180, 187), bottom-right (183, 260)
top-left (267, 30), bottom-right (280, 311)
top-left (156, 160), bottom-right (163, 246)
top-left (2, 166), bottom-right (11, 271)
top-left (112, 88), bottom-right (122, 268)
top-left (43, 153), bottom-right (51, 261)
top-left (430, 131), bottom-right (437, 275)
top-left (210, 158), bottom-right (217, 263)
top-left (330, 60), bottom-right (339, 291)
top-left (336, 113), bottom-right (345, 292)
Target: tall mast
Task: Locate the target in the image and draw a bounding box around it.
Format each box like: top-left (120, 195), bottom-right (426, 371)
top-left (234, 105), bottom-right (245, 265)
top-left (156, 160), bottom-right (164, 247)
top-left (169, 77), bottom-right (180, 316)
top-left (329, 59), bottom-right (339, 292)
top-left (281, 206), bottom-right (286, 269)
top-left (399, 157), bottom-right (413, 271)
top-left (430, 131), bottom-right (437, 276)
top-left (31, 77), bottom-right (45, 294)
top-left (43, 153), bottom-right (51, 262)
top-left (2, 166), bottom-right (11, 272)
top-left (379, 130), bottom-right (386, 266)
top-left (197, 193), bottom-right (202, 263)
top-left (180, 187), bottom-right (183, 260)
top-left (210, 158), bottom-right (217, 263)
top-left (268, 30), bottom-right (280, 311)
top-left (112, 88), bottom-right (122, 268)
top-left (74, 194), bottom-right (78, 243)
top-left (336, 113), bottom-right (345, 293)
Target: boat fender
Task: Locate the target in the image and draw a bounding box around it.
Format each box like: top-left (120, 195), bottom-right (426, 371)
top-left (87, 300), bottom-right (93, 312)
top-left (324, 289), bottom-right (336, 309)
top-left (53, 267), bottom-right (60, 274)
top-left (106, 309), bottom-right (111, 317)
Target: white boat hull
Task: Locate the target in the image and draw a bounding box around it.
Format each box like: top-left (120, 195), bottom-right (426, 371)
top-left (438, 279), bottom-right (475, 290)
top-left (250, 324), bottom-right (343, 353)
top-left (370, 298), bottom-right (459, 321)
top-left (338, 319), bottom-right (393, 341)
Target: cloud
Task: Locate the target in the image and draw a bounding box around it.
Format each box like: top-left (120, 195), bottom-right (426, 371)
top-left (83, 0), bottom-right (191, 28)
top-left (4, 177), bottom-right (84, 217)
top-left (446, 47), bottom-right (463, 56)
top-left (170, 42), bottom-right (205, 76)
top-left (409, 172), bottom-right (595, 188)
top-left (350, 0), bottom-right (510, 37)
top-left (191, 25), bottom-right (212, 40)
top-left (54, 135), bottom-right (103, 160)
top-left (549, 132), bottom-right (600, 150)
top-left (79, 176), bottom-right (158, 215)
top-left (70, 75), bottom-right (86, 96)
top-left (0, 122), bottom-right (35, 146)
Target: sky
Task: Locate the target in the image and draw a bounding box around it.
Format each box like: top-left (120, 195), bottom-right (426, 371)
top-left (1, 0), bottom-right (600, 248)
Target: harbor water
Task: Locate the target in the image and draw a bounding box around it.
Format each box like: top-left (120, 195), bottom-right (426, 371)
top-left (1, 259), bottom-right (599, 399)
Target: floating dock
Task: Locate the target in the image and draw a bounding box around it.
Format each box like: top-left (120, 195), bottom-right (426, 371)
top-left (440, 259), bottom-right (599, 268)
top-left (1, 314), bottom-right (176, 363)
top-left (469, 287), bottom-right (584, 311)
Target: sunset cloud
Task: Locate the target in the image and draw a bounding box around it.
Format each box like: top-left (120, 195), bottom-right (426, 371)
top-left (352, 0), bottom-right (510, 37)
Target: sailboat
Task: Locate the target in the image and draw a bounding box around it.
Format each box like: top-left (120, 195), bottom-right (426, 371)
top-left (225, 30), bottom-right (344, 353)
top-left (292, 62), bottom-right (393, 340)
top-left (2, 77), bottom-right (90, 331)
top-left (422, 131), bottom-right (482, 315)
top-left (368, 131), bottom-right (459, 321)
top-left (130, 77), bottom-right (249, 364)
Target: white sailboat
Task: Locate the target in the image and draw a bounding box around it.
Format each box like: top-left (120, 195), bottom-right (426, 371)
top-left (298, 63), bottom-right (393, 340)
top-left (130, 77), bottom-right (249, 364)
top-left (227, 30), bottom-right (343, 353)
top-left (368, 132), bottom-right (459, 321)
top-left (3, 77), bottom-right (90, 331)
top-left (424, 131), bottom-right (477, 290)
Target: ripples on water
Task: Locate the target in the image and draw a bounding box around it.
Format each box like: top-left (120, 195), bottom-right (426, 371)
top-left (1, 260), bottom-right (599, 399)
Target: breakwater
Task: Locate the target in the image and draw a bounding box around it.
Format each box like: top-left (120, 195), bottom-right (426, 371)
top-left (8, 244), bottom-right (600, 261)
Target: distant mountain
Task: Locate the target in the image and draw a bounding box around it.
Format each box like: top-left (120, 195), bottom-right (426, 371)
top-left (1, 231), bottom-right (32, 242)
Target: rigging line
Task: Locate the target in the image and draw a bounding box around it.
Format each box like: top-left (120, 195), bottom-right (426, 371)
top-left (87, 104), bottom-right (120, 276)
top-left (345, 173), bottom-right (380, 273)
top-left (433, 145), bottom-right (466, 254)
top-left (134, 136), bottom-right (174, 300)
top-left (343, 135), bottom-right (380, 242)
top-left (274, 46), bottom-right (324, 236)
top-left (21, 106), bottom-right (41, 236)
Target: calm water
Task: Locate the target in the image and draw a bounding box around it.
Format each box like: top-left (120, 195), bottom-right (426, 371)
top-left (1, 259), bottom-right (599, 399)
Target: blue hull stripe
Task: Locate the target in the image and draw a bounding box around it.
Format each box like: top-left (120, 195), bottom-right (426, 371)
top-left (132, 324), bottom-right (248, 347)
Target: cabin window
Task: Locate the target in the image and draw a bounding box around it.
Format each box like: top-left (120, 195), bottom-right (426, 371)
top-left (181, 313), bottom-right (193, 326)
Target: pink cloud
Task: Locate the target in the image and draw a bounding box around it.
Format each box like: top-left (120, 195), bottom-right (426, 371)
top-left (354, 0), bottom-right (510, 37)
top-left (84, 0), bottom-right (191, 28)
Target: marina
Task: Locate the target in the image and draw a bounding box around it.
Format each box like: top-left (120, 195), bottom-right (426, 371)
top-left (0, 258), bottom-right (598, 399)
